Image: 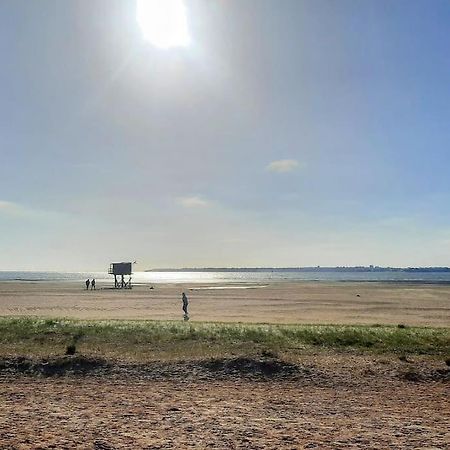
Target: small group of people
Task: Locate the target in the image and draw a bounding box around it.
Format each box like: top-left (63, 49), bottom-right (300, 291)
top-left (83, 281), bottom-right (188, 318)
top-left (85, 278), bottom-right (96, 290)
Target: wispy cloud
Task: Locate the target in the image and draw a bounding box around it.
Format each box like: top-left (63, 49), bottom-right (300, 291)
top-left (177, 196), bottom-right (211, 208)
top-left (0, 200), bottom-right (28, 217)
top-left (0, 200), bottom-right (59, 220)
top-left (267, 159), bottom-right (301, 173)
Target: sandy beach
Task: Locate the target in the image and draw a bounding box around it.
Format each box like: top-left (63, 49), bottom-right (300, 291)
top-left (0, 353), bottom-right (448, 449)
top-left (0, 281), bottom-right (449, 326)
top-left (0, 281), bottom-right (449, 449)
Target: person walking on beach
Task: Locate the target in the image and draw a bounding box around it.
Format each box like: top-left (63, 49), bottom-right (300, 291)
top-left (182, 292), bottom-right (189, 320)
top-left (85, 279), bottom-right (90, 290)
top-left (91, 278), bottom-right (96, 290)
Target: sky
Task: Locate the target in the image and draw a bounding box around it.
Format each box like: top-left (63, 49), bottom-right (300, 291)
top-left (1, 0), bottom-right (450, 271)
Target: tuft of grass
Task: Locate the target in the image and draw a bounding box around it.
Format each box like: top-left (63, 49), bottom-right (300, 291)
top-left (0, 317), bottom-right (448, 360)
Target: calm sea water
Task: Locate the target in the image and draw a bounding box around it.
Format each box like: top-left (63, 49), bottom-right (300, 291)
top-left (1, 270), bottom-right (450, 284)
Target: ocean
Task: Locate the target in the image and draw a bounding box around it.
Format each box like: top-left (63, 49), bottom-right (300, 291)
top-left (2, 270), bottom-right (450, 284)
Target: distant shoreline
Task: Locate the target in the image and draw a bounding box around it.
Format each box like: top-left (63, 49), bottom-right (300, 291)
top-left (145, 266), bottom-right (450, 273)
top-left (3, 269), bottom-right (450, 284)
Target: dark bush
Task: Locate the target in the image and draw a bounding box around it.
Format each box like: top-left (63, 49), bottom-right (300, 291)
top-left (66, 344), bottom-right (76, 355)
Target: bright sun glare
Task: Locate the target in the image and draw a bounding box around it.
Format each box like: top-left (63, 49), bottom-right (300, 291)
top-left (136, 0), bottom-right (190, 49)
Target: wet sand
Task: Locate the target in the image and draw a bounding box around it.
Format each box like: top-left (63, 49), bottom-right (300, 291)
top-left (0, 281), bottom-right (449, 326)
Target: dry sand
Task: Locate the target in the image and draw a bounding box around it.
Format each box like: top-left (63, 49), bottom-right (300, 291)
top-left (0, 281), bottom-right (449, 326)
top-left (0, 353), bottom-right (448, 449)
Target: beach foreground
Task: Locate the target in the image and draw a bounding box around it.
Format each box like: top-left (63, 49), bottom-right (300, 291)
top-left (1, 281), bottom-right (450, 326)
top-left (0, 353), bottom-right (448, 449)
top-left (0, 282), bottom-right (448, 449)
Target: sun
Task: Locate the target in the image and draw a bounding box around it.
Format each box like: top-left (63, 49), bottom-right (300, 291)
top-left (136, 0), bottom-right (190, 49)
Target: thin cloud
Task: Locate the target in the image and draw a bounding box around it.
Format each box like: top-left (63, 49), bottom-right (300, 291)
top-left (0, 200), bottom-right (26, 217)
top-left (178, 196), bottom-right (211, 208)
top-left (0, 200), bottom-right (58, 220)
top-left (267, 159), bottom-right (301, 173)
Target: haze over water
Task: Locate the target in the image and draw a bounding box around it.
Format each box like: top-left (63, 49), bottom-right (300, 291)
top-left (3, 270), bottom-right (450, 284)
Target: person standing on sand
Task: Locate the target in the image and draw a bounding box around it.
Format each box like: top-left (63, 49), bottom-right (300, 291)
top-left (85, 279), bottom-right (90, 290)
top-left (91, 278), bottom-right (96, 290)
top-left (182, 292), bottom-right (189, 319)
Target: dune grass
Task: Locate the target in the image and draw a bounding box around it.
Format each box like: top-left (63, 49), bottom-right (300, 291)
top-left (0, 317), bottom-right (448, 360)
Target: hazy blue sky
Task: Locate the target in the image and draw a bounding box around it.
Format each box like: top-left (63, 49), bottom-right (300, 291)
top-left (1, 0), bottom-right (450, 270)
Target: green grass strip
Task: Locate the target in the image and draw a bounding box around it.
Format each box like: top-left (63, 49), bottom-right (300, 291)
top-left (0, 317), bottom-right (448, 357)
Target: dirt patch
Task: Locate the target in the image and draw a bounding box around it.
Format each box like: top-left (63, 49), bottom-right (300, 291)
top-left (1, 355), bottom-right (448, 386)
top-left (121, 356), bottom-right (322, 382)
top-left (0, 355), bottom-right (322, 383)
top-left (0, 356), bottom-right (109, 377)
top-left (399, 367), bottom-right (450, 383)
top-left (201, 356), bottom-right (302, 377)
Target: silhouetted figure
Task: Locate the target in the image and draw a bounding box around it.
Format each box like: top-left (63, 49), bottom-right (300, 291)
top-left (85, 279), bottom-right (90, 290)
top-left (91, 279), bottom-right (96, 290)
top-left (182, 292), bottom-right (189, 320)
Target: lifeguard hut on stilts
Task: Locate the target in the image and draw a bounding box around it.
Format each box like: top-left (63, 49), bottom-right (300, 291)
top-left (108, 262), bottom-right (133, 289)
